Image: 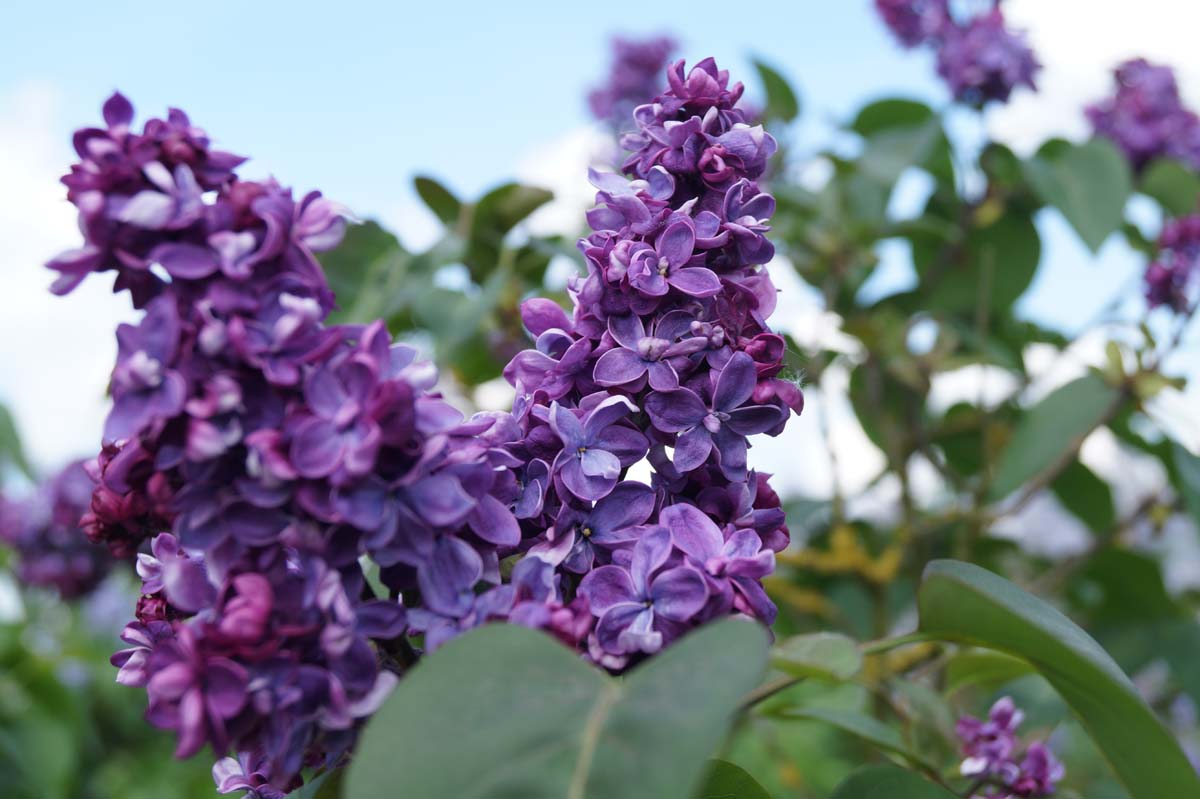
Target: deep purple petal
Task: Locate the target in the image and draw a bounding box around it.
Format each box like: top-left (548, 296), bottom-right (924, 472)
top-left (579, 565), bottom-right (639, 612)
top-left (713, 351), bottom-right (757, 411)
top-left (659, 503), bottom-right (723, 561)
top-left (650, 566), bottom-right (709, 621)
top-left (593, 348), bottom-right (648, 386)
top-left (645, 388), bottom-right (706, 433)
top-left (667, 266), bottom-right (722, 297)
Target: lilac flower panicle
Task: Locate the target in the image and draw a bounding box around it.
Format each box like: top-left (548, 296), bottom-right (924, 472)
top-left (502, 56), bottom-right (799, 670)
top-left (1146, 214), bottom-right (1200, 312)
top-left (1088, 58), bottom-right (1200, 172)
top-left (935, 9), bottom-right (1039, 105)
top-left (0, 461), bottom-right (116, 599)
top-left (588, 35), bottom-right (678, 129)
top-left (875, 0), bottom-right (949, 48)
top-left (958, 697), bottom-right (1064, 798)
top-left (52, 94), bottom-right (522, 796)
top-left (873, 1), bottom-right (1039, 106)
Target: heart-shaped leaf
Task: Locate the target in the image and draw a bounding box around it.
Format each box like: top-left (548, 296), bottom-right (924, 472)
top-left (345, 619), bottom-right (769, 799)
top-left (1023, 137), bottom-right (1132, 252)
top-left (918, 559), bottom-right (1200, 799)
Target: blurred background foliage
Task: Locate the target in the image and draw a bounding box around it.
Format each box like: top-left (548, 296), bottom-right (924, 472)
top-left (1, 21), bottom-right (1199, 799)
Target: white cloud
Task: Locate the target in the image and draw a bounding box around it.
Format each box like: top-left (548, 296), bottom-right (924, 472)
top-left (989, 0), bottom-right (1200, 152)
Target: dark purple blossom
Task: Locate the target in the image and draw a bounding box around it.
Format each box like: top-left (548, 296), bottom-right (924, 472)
top-left (579, 527), bottom-right (708, 657)
top-left (1088, 58), bottom-right (1200, 172)
top-left (874, 0), bottom-right (949, 48)
top-left (0, 460), bottom-right (116, 599)
top-left (588, 35), bottom-right (677, 129)
top-left (958, 697), bottom-right (1063, 798)
top-left (548, 396), bottom-right (648, 501)
top-left (1146, 214), bottom-right (1200, 312)
top-left (935, 9), bottom-right (1039, 105)
top-left (645, 351), bottom-right (786, 479)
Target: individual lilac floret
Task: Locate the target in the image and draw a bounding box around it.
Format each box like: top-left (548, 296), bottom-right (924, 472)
top-left (588, 35), bottom-right (677, 129)
top-left (1088, 58), bottom-right (1200, 172)
top-left (579, 527), bottom-right (708, 657)
top-left (1146, 214), bottom-right (1200, 312)
top-left (958, 697), bottom-right (1064, 798)
top-left (935, 9), bottom-right (1039, 105)
top-left (645, 352), bottom-right (787, 480)
top-left (874, 0), bottom-right (949, 48)
top-left (0, 460), bottom-right (116, 599)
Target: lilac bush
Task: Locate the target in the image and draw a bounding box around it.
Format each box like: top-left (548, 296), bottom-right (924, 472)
top-left (958, 697), bottom-right (1064, 798)
top-left (1088, 58), bottom-right (1200, 173)
top-left (49, 56), bottom-right (797, 794)
top-left (0, 460), bottom-right (115, 598)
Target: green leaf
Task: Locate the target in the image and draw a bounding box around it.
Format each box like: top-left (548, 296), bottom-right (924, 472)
top-left (0, 402), bottom-right (33, 481)
top-left (851, 99), bottom-right (934, 137)
top-left (910, 209), bottom-right (1041, 315)
top-left (317, 219), bottom-right (407, 324)
top-left (945, 649), bottom-right (1035, 695)
top-left (830, 765), bottom-right (957, 799)
top-left (989, 373), bottom-right (1122, 501)
top-left (1023, 137), bottom-right (1132, 253)
top-left (775, 707), bottom-right (933, 771)
top-left (770, 632), bottom-right (862, 682)
top-left (414, 175), bottom-right (462, 226)
top-left (918, 559), bottom-right (1200, 799)
top-left (1051, 459), bottom-right (1116, 533)
top-left (752, 59), bottom-right (799, 123)
top-left (345, 620), bottom-right (769, 799)
top-left (1140, 158), bottom-right (1200, 216)
top-left (694, 760), bottom-right (772, 799)
top-left (1173, 442), bottom-right (1200, 528)
top-left (464, 182), bottom-right (554, 278)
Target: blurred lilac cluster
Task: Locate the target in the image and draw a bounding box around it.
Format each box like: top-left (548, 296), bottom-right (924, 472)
top-left (1145, 214), bottom-right (1200, 313)
top-left (587, 35), bottom-right (678, 130)
top-left (874, 0), bottom-right (1039, 105)
top-left (50, 94), bottom-right (525, 795)
top-left (958, 697), bottom-right (1064, 798)
top-left (1087, 58), bottom-right (1200, 173)
top-left (0, 461), bottom-right (115, 599)
top-left (505, 57), bottom-right (799, 669)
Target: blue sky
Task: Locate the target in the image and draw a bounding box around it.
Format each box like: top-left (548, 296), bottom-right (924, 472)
top-left (2, 0), bottom-right (1198, 473)
top-left (1, 1), bottom-right (936, 211)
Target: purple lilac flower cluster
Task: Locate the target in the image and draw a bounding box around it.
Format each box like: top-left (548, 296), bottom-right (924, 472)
top-left (958, 697), bottom-right (1064, 798)
top-left (1145, 214), bottom-right (1200, 313)
top-left (1087, 58), bottom-right (1200, 173)
top-left (0, 461), bottom-right (115, 599)
top-left (587, 35), bottom-right (678, 130)
top-left (50, 94), bottom-right (532, 796)
top-left (502, 57), bottom-right (800, 670)
top-left (874, 1), bottom-right (1039, 105)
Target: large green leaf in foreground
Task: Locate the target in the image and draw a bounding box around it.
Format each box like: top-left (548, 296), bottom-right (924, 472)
top-left (345, 619), bottom-right (769, 799)
top-left (918, 560), bottom-right (1200, 799)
